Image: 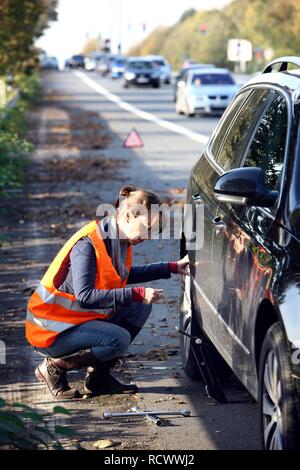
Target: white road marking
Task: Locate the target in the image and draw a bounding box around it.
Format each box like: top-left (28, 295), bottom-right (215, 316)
top-left (74, 71), bottom-right (210, 145)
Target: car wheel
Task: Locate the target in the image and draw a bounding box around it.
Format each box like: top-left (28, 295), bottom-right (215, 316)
top-left (175, 103), bottom-right (183, 115)
top-left (184, 100), bottom-right (195, 117)
top-left (180, 274), bottom-right (232, 382)
top-left (258, 322), bottom-right (300, 450)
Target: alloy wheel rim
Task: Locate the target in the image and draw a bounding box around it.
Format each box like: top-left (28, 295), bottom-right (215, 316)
top-left (262, 350), bottom-right (283, 450)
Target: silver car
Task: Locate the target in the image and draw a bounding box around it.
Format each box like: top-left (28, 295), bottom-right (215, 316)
top-left (176, 68), bottom-right (239, 116)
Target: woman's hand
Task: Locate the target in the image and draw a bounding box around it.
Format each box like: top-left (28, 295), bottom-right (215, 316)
top-left (143, 288), bottom-right (164, 304)
top-left (176, 254), bottom-right (190, 275)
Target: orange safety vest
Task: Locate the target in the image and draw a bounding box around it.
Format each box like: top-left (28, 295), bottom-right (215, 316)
top-left (26, 220), bottom-right (132, 348)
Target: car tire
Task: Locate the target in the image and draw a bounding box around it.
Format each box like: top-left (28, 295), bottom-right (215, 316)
top-left (180, 274), bottom-right (202, 380)
top-left (184, 100), bottom-right (195, 117)
top-left (180, 274), bottom-right (232, 383)
top-left (175, 104), bottom-right (183, 115)
top-left (258, 322), bottom-right (300, 450)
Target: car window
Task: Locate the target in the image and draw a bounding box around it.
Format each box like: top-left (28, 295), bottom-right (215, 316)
top-left (216, 89), bottom-right (271, 171)
top-left (191, 73), bottom-right (235, 85)
top-left (242, 92), bottom-right (288, 190)
top-left (128, 61), bottom-right (153, 70)
top-left (210, 91), bottom-right (251, 160)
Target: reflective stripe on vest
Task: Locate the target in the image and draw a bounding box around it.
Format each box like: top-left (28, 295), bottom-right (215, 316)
top-left (26, 310), bottom-right (74, 333)
top-left (26, 220), bottom-right (132, 348)
top-left (35, 284), bottom-right (113, 315)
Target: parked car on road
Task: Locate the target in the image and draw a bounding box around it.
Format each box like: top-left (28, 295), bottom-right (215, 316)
top-left (173, 64), bottom-right (216, 102)
top-left (123, 58), bottom-right (160, 88)
top-left (176, 67), bottom-right (239, 116)
top-left (144, 55), bottom-right (172, 84)
top-left (180, 56), bottom-right (300, 450)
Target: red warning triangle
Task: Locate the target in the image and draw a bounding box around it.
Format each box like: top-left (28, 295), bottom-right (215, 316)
top-left (123, 129), bottom-right (144, 148)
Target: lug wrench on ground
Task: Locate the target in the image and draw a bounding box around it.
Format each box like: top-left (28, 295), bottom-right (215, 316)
top-left (103, 408), bottom-right (191, 420)
top-left (131, 406), bottom-right (163, 427)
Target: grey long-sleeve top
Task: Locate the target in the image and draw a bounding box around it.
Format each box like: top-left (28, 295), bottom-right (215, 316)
top-left (58, 236), bottom-right (172, 310)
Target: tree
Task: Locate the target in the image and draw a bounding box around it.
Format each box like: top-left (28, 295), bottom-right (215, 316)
top-left (82, 37), bottom-right (101, 56)
top-left (128, 0), bottom-right (300, 71)
top-left (179, 8), bottom-right (197, 23)
top-left (0, 0), bottom-right (58, 76)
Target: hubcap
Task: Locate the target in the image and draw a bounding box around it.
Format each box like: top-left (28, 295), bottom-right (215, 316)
top-left (262, 350), bottom-right (283, 450)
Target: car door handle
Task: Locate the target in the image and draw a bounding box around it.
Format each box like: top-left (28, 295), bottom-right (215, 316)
top-left (192, 192), bottom-right (204, 204)
top-left (212, 216), bottom-right (226, 231)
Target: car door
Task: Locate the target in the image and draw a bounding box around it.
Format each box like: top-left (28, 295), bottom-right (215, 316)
top-left (187, 90), bottom-right (252, 338)
top-left (211, 89), bottom-right (289, 384)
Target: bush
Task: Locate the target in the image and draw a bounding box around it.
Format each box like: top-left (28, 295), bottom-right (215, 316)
top-left (0, 397), bottom-right (78, 450)
top-left (0, 73), bottom-right (39, 199)
top-left (0, 131), bottom-right (33, 196)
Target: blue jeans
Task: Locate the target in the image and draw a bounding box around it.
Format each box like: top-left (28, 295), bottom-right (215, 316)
top-left (36, 302), bottom-right (152, 362)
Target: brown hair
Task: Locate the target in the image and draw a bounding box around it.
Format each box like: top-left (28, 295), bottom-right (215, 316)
top-left (115, 184), bottom-right (161, 209)
top-left (115, 184), bottom-right (163, 233)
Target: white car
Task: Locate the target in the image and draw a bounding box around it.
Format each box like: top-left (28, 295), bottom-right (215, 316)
top-left (176, 68), bottom-right (239, 116)
top-left (84, 53), bottom-right (105, 72)
top-left (144, 55), bottom-right (172, 84)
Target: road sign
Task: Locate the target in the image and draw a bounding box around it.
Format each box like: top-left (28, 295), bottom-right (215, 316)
top-left (227, 39), bottom-right (252, 62)
top-left (123, 129), bottom-right (144, 148)
top-left (199, 23), bottom-right (207, 35)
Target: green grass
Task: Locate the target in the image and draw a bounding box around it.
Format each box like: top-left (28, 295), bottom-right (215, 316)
top-left (0, 73), bottom-right (40, 198)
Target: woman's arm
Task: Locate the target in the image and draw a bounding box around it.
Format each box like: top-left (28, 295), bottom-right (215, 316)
top-left (127, 263), bottom-right (175, 284)
top-left (70, 238), bottom-right (133, 309)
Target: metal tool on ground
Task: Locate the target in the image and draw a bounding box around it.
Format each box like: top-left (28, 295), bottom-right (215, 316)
top-left (162, 291), bottom-right (228, 404)
top-left (131, 406), bottom-right (163, 427)
top-left (103, 408), bottom-right (191, 419)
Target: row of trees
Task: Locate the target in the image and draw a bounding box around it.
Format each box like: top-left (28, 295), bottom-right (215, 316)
top-left (129, 0), bottom-right (300, 71)
top-left (0, 0), bottom-right (58, 77)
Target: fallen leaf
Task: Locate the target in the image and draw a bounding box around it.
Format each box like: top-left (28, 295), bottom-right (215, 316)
top-left (93, 439), bottom-right (115, 449)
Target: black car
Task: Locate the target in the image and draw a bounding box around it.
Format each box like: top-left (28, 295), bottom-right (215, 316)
top-left (123, 58), bottom-right (160, 88)
top-left (180, 56), bottom-right (300, 450)
top-left (65, 54), bottom-right (85, 69)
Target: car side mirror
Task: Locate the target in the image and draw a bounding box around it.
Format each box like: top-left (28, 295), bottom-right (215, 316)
top-left (213, 167), bottom-right (278, 207)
